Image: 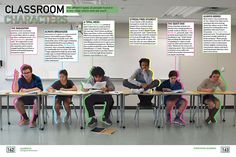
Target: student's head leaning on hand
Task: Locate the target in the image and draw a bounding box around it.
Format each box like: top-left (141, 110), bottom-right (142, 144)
top-left (209, 69), bottom-right (221, 83)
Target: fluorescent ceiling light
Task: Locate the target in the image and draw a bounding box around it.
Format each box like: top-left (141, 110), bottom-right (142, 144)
top-left (163, 6), bottom-right (203, 18)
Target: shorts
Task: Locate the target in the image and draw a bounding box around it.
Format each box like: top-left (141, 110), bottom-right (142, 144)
top-left (18, 96), bottom-right (37, 105)
top-left (202, 94), bottom-right (219, 104)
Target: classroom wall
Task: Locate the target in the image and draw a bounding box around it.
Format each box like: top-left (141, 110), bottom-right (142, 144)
top-left (0, 23), bottom-right (236, 107)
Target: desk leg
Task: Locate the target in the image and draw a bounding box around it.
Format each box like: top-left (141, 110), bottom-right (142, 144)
top-left (44, 95), bottom-right (48, 124)
top-left (38, 96), bottom-right (42, 130)
top-left (7, 95), bottom-right (10, 125)
top-left (197, 95), bottom-right (200, 127)
top-left (154, 96), bottom-right (157, 126)
top-left (154, 95), bottom-right (158, 127)
top-left (82, 95), bottom-right (86, 129)
top-left (157, 95), bottom-right (162, 128)
top-left (223, 95), bottom-right (226, 122)
top-left (161, 95), bottom-right (165, 128)
top-left (0, 96), bottom-right (2, 130)
top-left (121, 94), bottom-right (125, 129)
top-left (42, 95), bottom-right (45, 130)
top-left (200, 95), bottom-right (203, 127)
top-left (192, 95), bottom-right (196, 123)
top-left (116, 95), bottom-right (119, 123)
top-left (79, 95), bottom-right (84, 129)
top-left (189, 95), bottom-right (192, 123)
top-left (119, 95), bottom-right (123, 128)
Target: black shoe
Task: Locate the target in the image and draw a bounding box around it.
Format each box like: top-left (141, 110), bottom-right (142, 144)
top-left (102, 117), bottom-right (112, 126)
top-left (211, 118), bottom-right (216, 123)
top-left (88, 117), bottom-right (97, 127)
top-left (205, 117), bottom-right (211, 124)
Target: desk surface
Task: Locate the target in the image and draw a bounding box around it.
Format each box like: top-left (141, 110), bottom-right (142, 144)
top-left (2, 90), bottom-right (236, 96)
top-left (122, 89), bottom-right (200, 96)
top-left (193, 90), bottom-right (236, 95)
top-left (8, 92), bottom-right (42, 96)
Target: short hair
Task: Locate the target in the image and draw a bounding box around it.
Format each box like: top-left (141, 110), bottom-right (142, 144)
top-left (210, 69), bottom-right (221, 78)
top-left (59, 69), bottom-right (68, 77)
top-left (139, 58), bottom-right (150, 67)
top-left (20, 64), bottom-right (32, 73)
top-left (90, 66), bottom-right (105, 77)
top-left (168, 70), bottom-right (179, 78)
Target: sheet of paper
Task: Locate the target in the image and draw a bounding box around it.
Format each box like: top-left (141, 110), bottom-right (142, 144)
top-left (93, 81), bottom-right (106, 89)
top-left (108, 91), bottom-right (123, 95)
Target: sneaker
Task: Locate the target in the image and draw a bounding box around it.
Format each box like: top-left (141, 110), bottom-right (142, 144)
top-left (102, 117), bottom-right (112, 126)
top-left (205, 117), bottom-right (211, 124)
top-left (211, 118), bottom-right (216, 123)
top-left (173, 118), bottom-right (186, 126)
top-left (18, 119), bottom-right (30, 126)
top-left (64, 115), bottom-right (70, 124)
top-left (55, 116), bottom-right (62, 124)
top-left (29, 121), bottom-right (37, 128)
top-left (131, 88), bottom-right (144, 94)
top-left (88, 117), bottom-right (97, 128)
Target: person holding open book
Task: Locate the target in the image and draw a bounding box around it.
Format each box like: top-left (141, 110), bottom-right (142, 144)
top-left (47, 69), bottom-right (77, 124)
top-left (156, 70), bottom-right (188, 126)
top-left (83, 66), bottom-right (115, 127)
top-left (12, 64), bottom-right (43, 128)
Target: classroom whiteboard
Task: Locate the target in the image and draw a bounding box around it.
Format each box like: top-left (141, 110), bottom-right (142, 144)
top-left (5, 36), bottom-right (178, 79)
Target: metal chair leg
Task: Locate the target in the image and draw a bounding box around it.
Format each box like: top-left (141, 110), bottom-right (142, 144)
top-left (137, 106), bottom-right (140, 127)
top-left (71, 103), bottom-right (79, 119)
top-left (134, 107), bottom-right (138, 120)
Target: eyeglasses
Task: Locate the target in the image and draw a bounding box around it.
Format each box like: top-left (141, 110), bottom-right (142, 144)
top-left (22, 72), bottom-right (31, 75)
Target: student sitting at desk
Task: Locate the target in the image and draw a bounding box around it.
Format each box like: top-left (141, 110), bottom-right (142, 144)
top-left (156, 70), bottom-right (187, 126)
top-left (197, 69), bottom-right (226, 124)
top-left (83, 66), bottom-right (115, 127)
top-left (123, 58), bottom-right (160, 106)
top-left (47, 69), bottom-right (77, 124)
top-left (12, 64), bottom-right (43, 128)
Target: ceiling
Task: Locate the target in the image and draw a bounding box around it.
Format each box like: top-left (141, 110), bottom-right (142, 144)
top-left (0, 0), bottom-right (236, 24)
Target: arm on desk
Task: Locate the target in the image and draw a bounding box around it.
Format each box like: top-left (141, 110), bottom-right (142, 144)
top-left (61, 85), bottom-right (77, 91)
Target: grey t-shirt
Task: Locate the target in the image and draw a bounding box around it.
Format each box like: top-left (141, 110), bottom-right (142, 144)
top-left (197, 78), bottom-right (226, 91)
top-left (128, 68), bottom-right (153, 86)
top-left (87, 76), bottom-right (115, 91)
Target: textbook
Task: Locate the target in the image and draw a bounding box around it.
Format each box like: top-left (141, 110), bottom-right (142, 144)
top-left (108, 91), bottom-right (123, 94)
top-left (171, 89), bottom-right (185, 93)
top-left (164, 89), bottom-right (185, 93)
top-left (54, 90), bottom-right (78, 94)
top-left (82, 81), bottom-right (106, 90)
top-left (91, 127), bottom-right (116, 135)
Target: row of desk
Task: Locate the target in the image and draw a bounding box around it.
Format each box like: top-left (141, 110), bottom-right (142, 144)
top-left (1, 90), bottom-right (236, 131)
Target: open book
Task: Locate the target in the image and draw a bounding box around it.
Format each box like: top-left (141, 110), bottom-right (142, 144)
top-left (82, 81), bottom-right (106, 90)
top-left (163, 89), bottom-right (185, 93)
top-left (54, 90), bottom-right (78, 94)
top-left (171, 89), bottom-right (185, 93)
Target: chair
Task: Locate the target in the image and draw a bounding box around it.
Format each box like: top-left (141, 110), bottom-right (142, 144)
top-left (134, 97), bottom-right (158, 127)
top-left (52, 101), bottom-right (78, 125)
